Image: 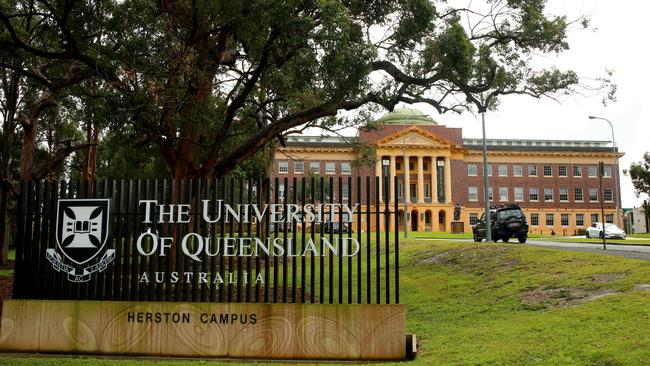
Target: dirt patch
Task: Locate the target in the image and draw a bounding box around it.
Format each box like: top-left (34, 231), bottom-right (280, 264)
top-left (418, 246), bottom-right (519, 269)
top-left (590, 273), bottom-right (625, 284)
top-left (635, 284), bottom-right (650, 291)
top-left (521, 285), bottom-right (617, 309)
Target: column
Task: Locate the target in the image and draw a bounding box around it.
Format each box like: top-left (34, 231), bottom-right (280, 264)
top-left (444, 157), bottom-right (452, 204)
top-left (404, 156), bottom-right (410, 204)
top-left (417, 155), bottom-right (424, 203)
top-left (389, 155), bottom-right (396, 203)
top-left (431, 156), bottom-right (438, 203)
top-left (375, 158), bottom-right (382, 203)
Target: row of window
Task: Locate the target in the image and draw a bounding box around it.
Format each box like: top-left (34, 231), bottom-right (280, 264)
top-left (467, 186), bottom-right (614, 203)
top-left (467, 164), bottom-right (612, 178)
top-left (278, 160), bottom-right (352, 175)
top-left (469, 212), bottom-right (614, 226)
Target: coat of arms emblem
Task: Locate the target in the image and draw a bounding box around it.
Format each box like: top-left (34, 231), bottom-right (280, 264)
top-left (46, 199), bottom-right (115, 282)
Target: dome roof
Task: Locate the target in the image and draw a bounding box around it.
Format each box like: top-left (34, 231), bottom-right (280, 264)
top-left (377, 108), bottom-right (438, 125)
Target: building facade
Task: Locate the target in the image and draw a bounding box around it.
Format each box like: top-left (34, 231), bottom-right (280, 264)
top-left (271, 108), bottom-right (623, 235)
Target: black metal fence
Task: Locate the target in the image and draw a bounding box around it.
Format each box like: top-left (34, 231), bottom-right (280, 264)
top-left (13, 177), bottom-right (400, 304)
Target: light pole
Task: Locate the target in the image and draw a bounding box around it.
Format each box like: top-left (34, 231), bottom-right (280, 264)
top-left (403, 125), bottom-right (408, 238)
top-left (588, 116), bottom-right (621, 227)
top-left (481, 111), bottom-right (492, 241)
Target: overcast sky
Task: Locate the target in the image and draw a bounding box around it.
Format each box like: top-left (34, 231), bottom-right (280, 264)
top-left (408, 0), bottom-right (649, 209)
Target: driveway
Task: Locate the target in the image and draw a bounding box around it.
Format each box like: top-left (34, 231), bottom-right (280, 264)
top-left (525, 239), bottom-right (650, 261)
top-left (415, 237), bottom-right (650, 261)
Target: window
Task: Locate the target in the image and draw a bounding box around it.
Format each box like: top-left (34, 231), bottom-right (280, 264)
top-left (543, 165), bottom-right (553, 177)
top-left (469, 213), bottom-right (478, 225)
top-left (513, 165), bottom-right (523, 177)
top-left (544, 188), bottom-right (553, 201)
top-left (341, 162), bottom-right (351, 174)
top-left (528, 165), bottom-right (538, 177)
top-left (603, 166), bottom-right (612, 177)
top-left (499, 187), bottom-right (508, 201)
top-left (468, 187), bottom-right (478, 201)
top-left (591, 213), bottom-right (599, 225)
top-left (488, 186), bottom-right (494, 201)
top-left (605, 214), bottom-right (614, 224)
top-left (396, 162), bottom-right (401, 171)
top-left (409, 162), bottom-right (414, 170)
top-left (325, 162), bottom-right (336, 174)
top-left (310, 161), bottom-right (320, 173)
top-left (294, 161), bottom-right (304, 174)
top-left (561, 214), bottom-right (569, 226)
top-left (467, 164), bottom-right (478, 176)
top-left (529, 188), bottom-right (539, 201)
top-left (486, 164), bottom-right (493, 176)
top-left (342, 183), bottom-right (349, 200)
top-left (574, 187), bottom-right (583, 202)
top-left (576, 214), bottom-right (584, 227)
top-left (278, 160), bottom-right (289, 173)
top-left (530, 213), bottom-right (539, 226)
top-left (589, 188), bottom-right (598, 202)
top-left (588, 165), bottom-right (597, 177)
top-left (558, 166), bottom-right (567, 177)
top-left (559, 187), bottom-right (568, 202)
top-left (498, 164), bottom-right (508, 177)
top-left (546, 213), bottom-right (554, 226)
top-left (424, 183), bottom-right (431, 198)
top-left (573, 166), bottom-right (582, 177)
top-left (514, 187), bottom-right (524, 202)
top-left (604, 188), bottom-right (613, 202)
top-left (423, 163), bottom-right (428, 171)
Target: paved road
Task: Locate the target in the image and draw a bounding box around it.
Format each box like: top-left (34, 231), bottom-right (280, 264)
top-left (416, 238), bottom-right (650, 261)
top-left (525, 239), bottom-right (650, 261)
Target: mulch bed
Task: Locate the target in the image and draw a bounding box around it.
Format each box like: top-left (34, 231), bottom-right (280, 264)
top-left (0, 260), bottom-right (14, 321)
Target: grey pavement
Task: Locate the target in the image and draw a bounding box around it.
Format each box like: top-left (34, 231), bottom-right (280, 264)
top-left (415, 237), bottom-right (650, 261)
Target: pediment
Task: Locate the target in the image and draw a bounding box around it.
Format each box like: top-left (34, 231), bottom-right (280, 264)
top-left (378, 127), bottom-right (455, 149)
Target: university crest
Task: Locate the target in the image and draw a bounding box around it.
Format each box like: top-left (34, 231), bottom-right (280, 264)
top-left (46, 199), bottom-right (115, 282)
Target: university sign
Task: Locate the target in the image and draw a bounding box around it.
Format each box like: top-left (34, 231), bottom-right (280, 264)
top-left (0, 177), bottom-right (412, 360)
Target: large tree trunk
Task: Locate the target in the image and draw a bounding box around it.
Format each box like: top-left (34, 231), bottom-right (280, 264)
top-left (20, 91), bottom-right (56, 181)
top-left (0, 71), bottom-right (21, 265)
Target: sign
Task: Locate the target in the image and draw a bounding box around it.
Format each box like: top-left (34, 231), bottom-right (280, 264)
top-left (5, 178), bottom-right (407, 360)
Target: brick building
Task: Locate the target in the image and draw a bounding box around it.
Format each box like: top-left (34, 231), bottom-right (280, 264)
top-left (271, 108), bottom-right (622, 235)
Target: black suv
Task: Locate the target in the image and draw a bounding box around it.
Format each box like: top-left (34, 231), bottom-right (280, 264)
top-left (472, 204), bottom-right (528, 243)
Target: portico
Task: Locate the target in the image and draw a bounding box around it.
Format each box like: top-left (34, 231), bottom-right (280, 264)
top-left (368, 111), bottom-right (465, 233)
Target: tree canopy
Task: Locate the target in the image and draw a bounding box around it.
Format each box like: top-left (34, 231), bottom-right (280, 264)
top-left (1, 0), bottom-right (613, 181)
top-left (627, 152), bottom-right (650, 198)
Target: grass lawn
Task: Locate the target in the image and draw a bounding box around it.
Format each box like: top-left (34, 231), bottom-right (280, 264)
top-left (629, 233), bottom-right (650, 239)
top-left (2, 239), bottom-right (650, 365)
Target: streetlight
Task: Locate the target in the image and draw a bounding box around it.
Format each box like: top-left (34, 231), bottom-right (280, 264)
top-left (481, 110), bottom-right (492, 241)
top-left (588, 116), bottom-right (621, 227)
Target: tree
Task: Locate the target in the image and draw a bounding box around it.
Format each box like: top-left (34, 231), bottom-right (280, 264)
top-left (627, 152), bottom-right (650, 198)
top-left (1, 0), bottom-right (613, 180)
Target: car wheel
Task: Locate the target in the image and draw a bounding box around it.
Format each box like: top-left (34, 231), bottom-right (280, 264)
top-left (473, 232), bottom-right (482, 242)
top-left (518, 235), bottom-right (527, 243)
top-left (585, 231), bottom-right (590, 239)
top-left (492, 236), bottom-right (499, 243)
top-left (599, 231), bottom-right (604, 239)
top-left (502, 236), bottom-right (509, 243)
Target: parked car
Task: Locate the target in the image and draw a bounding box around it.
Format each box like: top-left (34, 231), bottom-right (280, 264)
top-left (472, 204), bottom-right (529, 243)
top-left (322, 222), bottom-right (353, 234)
top-left (586, 223), bottom-right (626, 240)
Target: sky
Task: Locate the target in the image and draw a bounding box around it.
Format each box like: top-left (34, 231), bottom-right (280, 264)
top-left (405, 0), bottom-right (650, 209)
